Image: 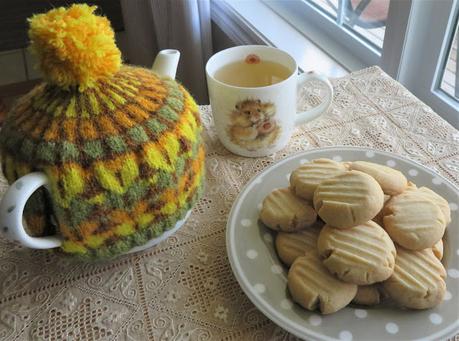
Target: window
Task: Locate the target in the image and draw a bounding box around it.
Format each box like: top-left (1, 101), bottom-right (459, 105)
top-left (307, 0), bottom-right (388, 50)
top-left (439, 19), bottom-right (458, 100)
top-left (265, 0), bottom-right (458, 126)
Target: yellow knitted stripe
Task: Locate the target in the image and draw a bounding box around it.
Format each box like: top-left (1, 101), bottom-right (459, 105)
top-left (143, 142), bottom-right (173, 172)
top-left (3, 155), bottom-right (16, 182)
top-left (86, 235), bottom-right (105, 248)
top-left (97, 91), bottom-right (116, 111)
top-left (61, 154), bottom-right (204, 253)
top-left (159, 132), bottom-right (180, 165)
top-left (88, 92), bottom-right (100, 115)
top-left (73, 200), bottom-right (150, 247)
top-left (65, 97), bottom-right (77, 117)
top-left (78, 95), bottom-right (90, 118)
top-left (33, 91), bottom-right (50, 110)
top-left (177, 146), bottom-right (205, 207)
top-left (107, 89), bottom-right (127, 106)
top-left (182, 86), bottom-right (200, 114)
top-left (46, 98), bottom-right (61, 115)
top-left (94, 153), bottom-right (139, 194)
top-left (114, 222), bottom-right (135, 236)
top-left (62, 241), bottom-right (87, 254)
top-left (46, 163), bottom-right (85, 208)
top-left (107, 80), bottom-right (137, 98)
top-left (2, 155), bottom-right (32, 182)
top-left (54, 105), bottom-right (64, 116)
top-left (116, 79), bottom-right (139, 93)
top-left (88, 193), bottom-right (105, 205)
top-left (175, 109), bottom-right (198, 143)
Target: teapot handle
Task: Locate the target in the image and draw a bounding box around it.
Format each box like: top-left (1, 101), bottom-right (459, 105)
top-left (0, 172), bottom-right (62, 249)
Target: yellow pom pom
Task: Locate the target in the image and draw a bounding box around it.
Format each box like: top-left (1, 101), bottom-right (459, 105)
top-left (28, 4), bottom-right (121, 91)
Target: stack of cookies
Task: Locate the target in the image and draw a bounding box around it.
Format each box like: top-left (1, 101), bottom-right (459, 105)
top-left (259, 158), bottom-right (450, 314)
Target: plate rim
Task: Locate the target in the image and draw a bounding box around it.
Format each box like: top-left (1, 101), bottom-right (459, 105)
top-left (226, 146), bottom-right (459, 341)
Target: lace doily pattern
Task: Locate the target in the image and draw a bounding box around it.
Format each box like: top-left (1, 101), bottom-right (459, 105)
top-left (0, 66), bottom-right (457, 340)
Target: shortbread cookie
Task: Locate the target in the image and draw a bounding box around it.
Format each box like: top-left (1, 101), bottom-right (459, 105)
top-left (290, 159), bottom-right (347, 201)
top-left (383, 191), bottom-right (446, 250)
top-left (275, 222), bottom-right (322, 266)
top-left (405, 184), bottom-right (451, 225)
top-left (383, 247), bottom-right (446, 309)
top-left (349, 161), bottom-right (407, 195)
top-left (317, 221), bottom-right (396, 285)
top-left (352, 285), bottom-right (381, 306)
top-left (288, 253), bottom-right (357, 314)
top-left (417, 187), bottom-right (451, 225)
top-left (373, 194), bottom-right (391, 226)
top-left (432, 239), bottom-right (444, 260)
top-left (260, 188), bottom-right (317, 232)
top-left (313, 170), bottom-right (384, 228)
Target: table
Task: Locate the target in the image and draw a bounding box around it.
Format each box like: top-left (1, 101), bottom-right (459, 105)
top-left (0, 66), bottom-right (457, 340)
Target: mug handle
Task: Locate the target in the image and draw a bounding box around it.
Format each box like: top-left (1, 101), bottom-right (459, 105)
top-left (0, 172), bottom-right (62, 249)
top-left (295, 71), bottom-right (334, 126)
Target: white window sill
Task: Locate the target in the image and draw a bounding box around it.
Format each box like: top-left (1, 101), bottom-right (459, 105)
top-left (211, 0), bottom-right (349, 78)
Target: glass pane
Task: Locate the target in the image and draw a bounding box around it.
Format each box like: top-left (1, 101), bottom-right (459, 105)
top-left (343, 0), bottom-right (388, 49)
top-left (307, 0), bottom-right (339, 18)
top-left (439, 22), bottom-right (458, 100)
top-left (306, 0), bottom-right (387, 49)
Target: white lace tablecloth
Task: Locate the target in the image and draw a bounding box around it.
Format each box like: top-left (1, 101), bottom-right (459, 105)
top-left (0, 66), bottom-right (458, 340)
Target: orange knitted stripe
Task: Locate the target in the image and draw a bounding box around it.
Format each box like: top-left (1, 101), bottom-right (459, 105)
top-left (80, 119), bottom-right (99, 140)
top-left (63, 118), bottom-right (77, 143)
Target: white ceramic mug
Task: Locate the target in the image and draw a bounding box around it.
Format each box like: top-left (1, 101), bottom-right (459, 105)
top-left (206, 45), bottom-right (333, 157)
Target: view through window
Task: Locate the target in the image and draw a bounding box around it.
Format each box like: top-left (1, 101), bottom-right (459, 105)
top-left (439, 21), bottom-right (458, 100)
top-left (307, 0), bottom-right (388, 49)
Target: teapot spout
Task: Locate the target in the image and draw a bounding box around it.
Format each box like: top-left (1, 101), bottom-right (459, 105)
top-left (152, 49), bottom-right (180, 79)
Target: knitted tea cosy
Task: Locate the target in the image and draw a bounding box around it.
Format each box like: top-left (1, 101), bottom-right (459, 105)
top-left (0, 4), bottom-right (205, 259)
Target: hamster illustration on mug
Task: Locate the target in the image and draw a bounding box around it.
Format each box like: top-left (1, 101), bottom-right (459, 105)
top-left (228, 98), bottom-right (281, 151)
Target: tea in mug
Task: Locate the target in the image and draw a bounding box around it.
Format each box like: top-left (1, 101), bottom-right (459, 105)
top-left (214, 59), bottom-right (292, 87)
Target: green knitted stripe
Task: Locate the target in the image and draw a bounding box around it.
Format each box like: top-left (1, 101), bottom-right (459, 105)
top-left (4, 108), bottom-right (201, 166)
top-left (1, 74), bottom-right (197, 166)
top-left (50, 134), bottom-right (201, 230)
top-left (72, 181), bottom-right (204, 260)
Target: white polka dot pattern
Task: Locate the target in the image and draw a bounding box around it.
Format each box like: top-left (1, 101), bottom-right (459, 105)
top-left (280, 299), bottom-right (293, 310)
top-left (271, 264), bottom-right (283, 274)
top-left (241, 219), bottom-right (252, 227)
top-left (385, 323), bottom-right (399, 334)
top-left (246, 250), bottom-right (258, 259)
top-left (447, 268), bottom-right (459, 278)
top-left (309, 315), bottom-right (322, 326)
top-left (432, 177), bottom-right (442, 185)
top-left (408, 169), bottom-right (418, 177)
top-left (354, 309), bottom-right (367, 319)
top-left (429, 313), bottom-right (443, 325)
top-left (386, 160), bottom-right (396, 167)
top-left (339, 330), bottom-right (353, 341)
top-left (227, 147), bottom-right (459, 341)
top-left (254, 283), bottom-right (265, 294)
top-left (263, 233), bottom-right (273, 243)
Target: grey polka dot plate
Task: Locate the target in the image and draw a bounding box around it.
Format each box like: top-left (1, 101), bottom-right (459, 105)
top-left (226, 147), bottom-right (459, 341)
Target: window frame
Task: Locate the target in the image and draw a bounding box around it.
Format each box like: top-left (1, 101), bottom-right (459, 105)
top-left (264, 0), bottom-right (411, 74)
top-left (264, 0), bottom-right (458, 126)
top-left (396, 0), bottom-right (458, 126)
